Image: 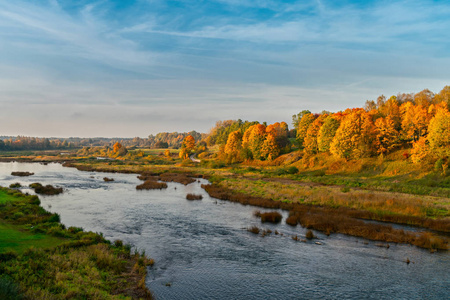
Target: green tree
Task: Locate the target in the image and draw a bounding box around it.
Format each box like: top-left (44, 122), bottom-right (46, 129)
top-left (317, 116), bottom-right (340, 152)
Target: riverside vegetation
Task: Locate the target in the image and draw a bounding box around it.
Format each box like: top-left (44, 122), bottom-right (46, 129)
top-left (0, 187), bottom-right (153, 299)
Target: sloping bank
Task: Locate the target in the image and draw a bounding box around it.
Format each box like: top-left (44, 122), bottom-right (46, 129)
top-left (0, 187), bottom-right (153, 299)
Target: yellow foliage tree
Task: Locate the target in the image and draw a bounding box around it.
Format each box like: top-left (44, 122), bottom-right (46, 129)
top-left (375, 116), bottom-right (400, 154)
top-left (242, 124), bottom-right (266, 160)
top-left (304, 114), bottom-right (327, 154)
top-left (179, 147), bottom-right (189, 160)
top-left (410, 137), bottom-right (430, 164)
top-left (428, 107), bottom-right (450, 158)
top-left (224, 130), bottom-right (243, 161)
top-left (330, 110), bottom-right (376, 159)
top-left (296, 113), bottom-right (315, 148)
top-left (261, 133), bottom-right (280, 161)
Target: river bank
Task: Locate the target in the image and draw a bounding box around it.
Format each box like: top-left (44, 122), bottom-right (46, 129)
top-left (0, 185), bottom-right (153, 299)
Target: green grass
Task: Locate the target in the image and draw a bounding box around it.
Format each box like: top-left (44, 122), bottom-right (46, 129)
top-left (0, 220), bottom-right (64, 253)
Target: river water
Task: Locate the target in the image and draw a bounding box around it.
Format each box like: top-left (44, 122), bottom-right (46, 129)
top-left (0, 162), bottom-right (448, 299)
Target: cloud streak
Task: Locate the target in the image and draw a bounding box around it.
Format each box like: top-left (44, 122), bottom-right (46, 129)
top-left (0, 0), bottom-right (449, 137)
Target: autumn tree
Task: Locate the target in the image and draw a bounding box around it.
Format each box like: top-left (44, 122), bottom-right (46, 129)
top-left (317, 115), bottom-right (340, 152)
top-left (261, 133), bottom-right (280, 161)
top-left (112, 142), bottom-right (128, 157)
top-left (330, 110), bottom-right (376, 159)
top-left (241, 124), bottom-right (268, 160)
top-left (375, 116), bottom-right (400, 155)
top-left (224, 130), bottom-right (243, 162)
top-left (179, 147), bottom-right (189, 160)
top-left (266, 122), bottom-right (290, 152)
top-left (292, 110), bottom-right (311, 130)
top-left (182, 135), bottom-right (196, 152)
top-left (428, 107), bottom-right (450, 158)
top-left (401, 102), bottom-right (429, 141)
top-left (304, 114), bottom-right (327, 154)
top-left (434, 86), bottom-right (450, 108)
top-left (296, 113), bottom-right (316, 148)
top-left (410, 137), bottom-right (430, 165)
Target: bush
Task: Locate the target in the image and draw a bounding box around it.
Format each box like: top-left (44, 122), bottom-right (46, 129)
top-left (286, 215), bottom-right (298, 226)
top-left (9, 183), bottom-right (21, 188)
top-left (286, 166), bottom-right (299, 174)
top-left (48, 213), bottom-right (61, 223)
top-left (306, 230), bottom-right (315, 239)
top-left (247, 226), bottom-right (260, 234)
top-left (186, 193), bottom-right (203, 200)
top-left (260, 212), bottom-right (282, 223)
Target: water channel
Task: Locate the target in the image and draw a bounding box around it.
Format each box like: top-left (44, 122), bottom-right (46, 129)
top-left (0, 162), bottom-right (448, 299)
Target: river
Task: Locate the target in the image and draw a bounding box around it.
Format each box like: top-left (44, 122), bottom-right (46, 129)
top-left (0, 162), bottom-right (448, 299)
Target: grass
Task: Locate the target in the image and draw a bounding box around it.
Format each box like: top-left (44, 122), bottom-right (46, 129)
top-left (0, 187), bottom-right (153, 299)
top-left (0, 220), bottom-right (63, 253)
top-left (202, 183), bottom-right (449, 250)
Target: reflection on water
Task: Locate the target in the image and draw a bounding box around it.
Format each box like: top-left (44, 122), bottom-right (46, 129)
top-left (0, 162), bottom-right (448, 299)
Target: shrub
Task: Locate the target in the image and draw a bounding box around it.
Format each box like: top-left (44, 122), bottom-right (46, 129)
top-left (286, 166), bottom-right (299, 174)
top-left (306, 230), bottom-right (315, 239)
top-left (136, 180), bottom-right (168, 190)
top-left (260, 212), bottom-right (282, 223)
top-left (286, 215), bottom-right (298, 226)
top-left (186, 194), bottom-right (203, 200)
top-left (247, 226), bottom-right (260, 234)
top-left (9, 183), bottom-right (21, 188)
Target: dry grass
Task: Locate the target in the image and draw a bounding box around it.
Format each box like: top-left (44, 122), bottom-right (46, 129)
top-left (136, 180), bottom-right (168, 190)
top-left (202, 183), bottom-right (449, 250)
top-left (218, 178), bottom-right (450, 232)
top-left (259, 212), bottom-right (282, 223)
top-left (186, 193), bottom-right (203, 200)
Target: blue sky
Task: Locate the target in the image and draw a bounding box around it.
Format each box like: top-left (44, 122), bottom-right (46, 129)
top-left (0, 0), bottom-right (449, 137)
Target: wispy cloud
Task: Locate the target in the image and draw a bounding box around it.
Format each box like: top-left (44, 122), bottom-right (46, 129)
top-left (0, 0), bottom-right (449, 137)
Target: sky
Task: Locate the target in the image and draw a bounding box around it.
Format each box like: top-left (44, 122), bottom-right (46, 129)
top-left (0, 0), bottom-right (449, 138)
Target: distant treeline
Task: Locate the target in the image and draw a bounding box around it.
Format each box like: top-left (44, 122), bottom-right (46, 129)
top-left (0, 131), bottom-right (206, 151)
